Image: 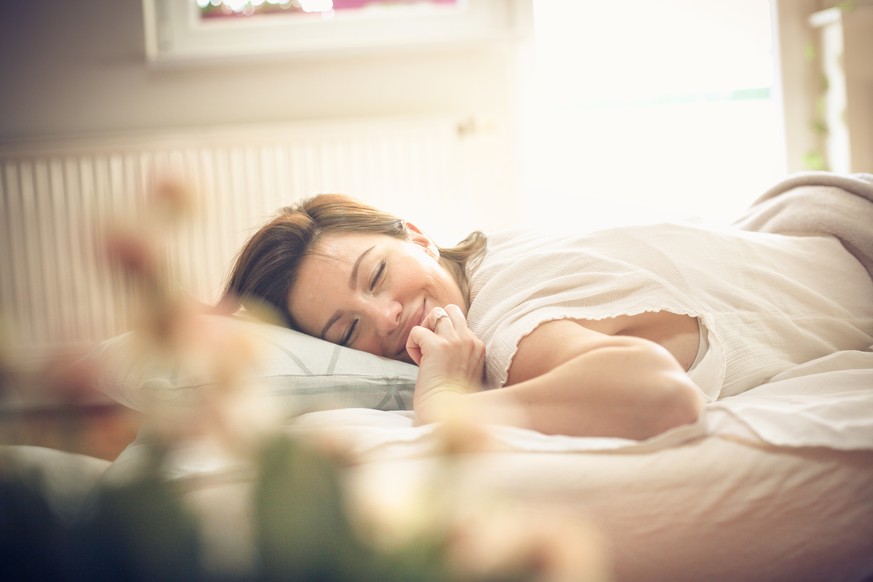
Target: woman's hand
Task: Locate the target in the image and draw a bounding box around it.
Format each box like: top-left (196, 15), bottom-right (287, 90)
top-left (405, 304), bottom-right (485, 423)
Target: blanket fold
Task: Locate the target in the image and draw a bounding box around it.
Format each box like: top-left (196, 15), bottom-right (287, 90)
top-left (733, 171), bottom-right (873, 280)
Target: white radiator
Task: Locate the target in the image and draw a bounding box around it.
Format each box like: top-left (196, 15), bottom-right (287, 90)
top-left (0, 117), bottom-right (474, 357)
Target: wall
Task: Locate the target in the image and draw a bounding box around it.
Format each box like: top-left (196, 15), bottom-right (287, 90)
top-left (0, 0), bottom-right (522, 144)
top-left (0, 0), bottom-right (528, 266)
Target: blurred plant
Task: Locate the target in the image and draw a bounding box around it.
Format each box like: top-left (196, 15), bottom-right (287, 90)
top-left (803, 1), bottom-right (859, 172)
top-left (802, 41), bottom-right (829, 172)
top-left (0, 174), bottom-right (609, 581)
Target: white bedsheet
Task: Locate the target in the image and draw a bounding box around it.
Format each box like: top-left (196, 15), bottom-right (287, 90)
top-left (344, 438), bottom-right (873, 582)
top-left (707, 348), bottom-right (873, 450)
top-left (97, 348), bottom-right (873, 582)
top-left (290, 348), bottom-right (873, 457)
top-left (282, 350), bottom-right (873, 582)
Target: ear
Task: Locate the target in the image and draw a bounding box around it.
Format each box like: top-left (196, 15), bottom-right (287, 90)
top-left (404, 221), bottom-right (440, 259)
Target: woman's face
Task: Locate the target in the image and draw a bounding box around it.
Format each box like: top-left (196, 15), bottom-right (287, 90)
top-left (287, 227), bottom-right (466, 363)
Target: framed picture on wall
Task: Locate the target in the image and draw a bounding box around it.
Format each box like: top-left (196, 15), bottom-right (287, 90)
top-left (143, 0), bottom-right (530, 66)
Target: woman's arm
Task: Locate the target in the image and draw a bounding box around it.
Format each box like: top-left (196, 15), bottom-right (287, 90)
top-left (497, 319), bottom-right (703, 438)
top-left (409, 312), bottom-right (703, 440)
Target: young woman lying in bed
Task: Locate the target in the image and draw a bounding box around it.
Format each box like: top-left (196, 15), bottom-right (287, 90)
top-left (222, 193), bottom-right (873, 440)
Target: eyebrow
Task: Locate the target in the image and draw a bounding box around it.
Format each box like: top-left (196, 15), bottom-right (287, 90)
top-left (319, 245), bottom-right (375, 341)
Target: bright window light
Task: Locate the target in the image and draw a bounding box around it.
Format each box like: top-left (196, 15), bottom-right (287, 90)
top-left (519, 0), bottom-right (785, 233)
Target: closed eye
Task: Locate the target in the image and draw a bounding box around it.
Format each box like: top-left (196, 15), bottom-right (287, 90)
top-left (369, 261), bottom-right (386, 291)
top-left (340, 319), bottom-right (358, 347)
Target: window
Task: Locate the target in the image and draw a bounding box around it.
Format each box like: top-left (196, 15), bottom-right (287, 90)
top-left (519, 0), bottom-right (784, 232)
top-left (194, 0), bottom-right (460, 20)
top-left (144, 0), bottom-right (521, 64)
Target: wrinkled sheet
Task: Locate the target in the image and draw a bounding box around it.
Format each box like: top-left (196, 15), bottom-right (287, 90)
top-left (290, 348), bottom-right (873, 456)
top-left (707, 349), bottom-right (873, 450)
top-left (97, 351), bottom-right (873, 582)
top-left (285, 353), bottom-right (873, 582)
top-left (343, 438), bottom-right (873, 582)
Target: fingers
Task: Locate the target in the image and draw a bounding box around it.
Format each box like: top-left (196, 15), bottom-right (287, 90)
top-left (411, 302), bottom-right (487, 405)
top-left (444, 303), bottom-right (466, 327)
top-left (407, 304), bottom-right (468, 365)
top-left (427, 304), bottom-right (465, 332)
top-left (431, 308), bottom-right (450, 329)
top-left (405, 326), bottom-right (425, 365)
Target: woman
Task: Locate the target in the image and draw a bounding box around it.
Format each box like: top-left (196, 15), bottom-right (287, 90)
top-left (223, 194), bottom-right (873, 440)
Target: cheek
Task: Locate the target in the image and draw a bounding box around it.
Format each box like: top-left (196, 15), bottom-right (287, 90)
top-left (401, 261), bottom-right (447, 299)
top-left (388, 257), bottom-right (425, 291)
top-left (355, 335), bottom-right (387, 358)
top-left (288, 283), bottom-right (330, 335)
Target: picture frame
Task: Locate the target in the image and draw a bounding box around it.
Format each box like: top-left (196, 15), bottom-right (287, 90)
top-left (142, 0), bottom-right (530, 66)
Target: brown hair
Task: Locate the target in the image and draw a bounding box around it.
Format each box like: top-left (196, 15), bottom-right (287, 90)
top-left (221, 194), bottom-right (487, 327)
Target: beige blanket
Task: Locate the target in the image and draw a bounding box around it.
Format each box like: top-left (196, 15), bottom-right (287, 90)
top-left (734, 171), bottom-right (873, 280)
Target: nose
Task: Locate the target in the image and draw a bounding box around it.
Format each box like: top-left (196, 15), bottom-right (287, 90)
top-left (363, 295), bottom-right (402, 337)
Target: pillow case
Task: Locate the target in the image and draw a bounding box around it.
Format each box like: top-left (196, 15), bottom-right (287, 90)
top-left (85, 315), bottom-right (417, 416)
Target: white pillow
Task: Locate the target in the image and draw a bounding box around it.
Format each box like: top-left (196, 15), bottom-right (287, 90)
top-left (85, 315), bottom-right (417, 416)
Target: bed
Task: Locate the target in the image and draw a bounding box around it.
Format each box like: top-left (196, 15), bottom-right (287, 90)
top-left (4, 172), bottom-right (873, 581)
top-left (10, 314), bottom-right (867, 581)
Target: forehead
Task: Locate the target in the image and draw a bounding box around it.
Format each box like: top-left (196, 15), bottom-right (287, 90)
top-left (291, 232), bottom-right (390, 298)
top-left (310, 231), bottom-right (388, 260)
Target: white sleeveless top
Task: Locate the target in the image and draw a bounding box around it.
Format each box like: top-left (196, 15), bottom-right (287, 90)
top-left (466, 224), bottom-right (873, 401)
